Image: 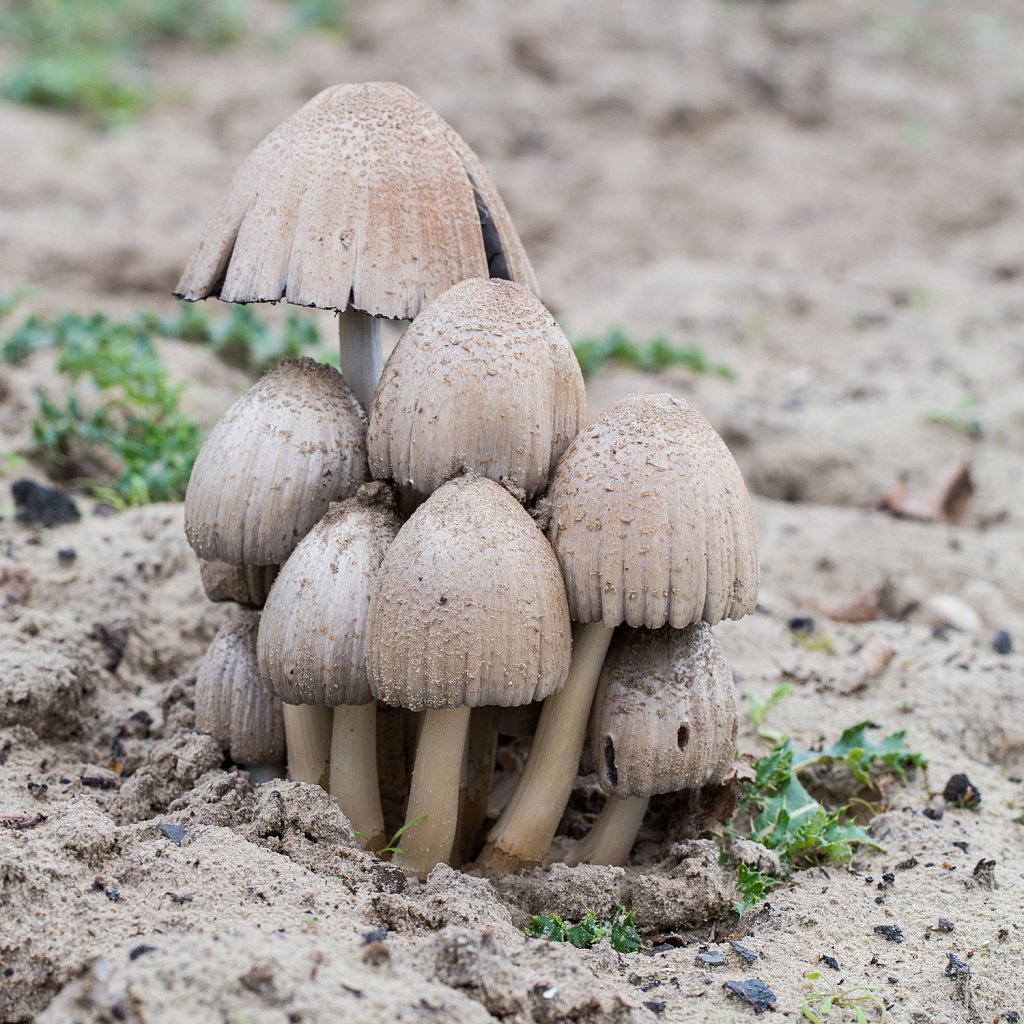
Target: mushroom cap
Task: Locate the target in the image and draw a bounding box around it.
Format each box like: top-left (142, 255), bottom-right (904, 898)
top-left (200, 561), bottom-right (279, 609)
top-left (184, 357), bottom-right (368, 566)
top-left (367, 278), bottom-right (585, 500)
top-left (591, 623), bottom-right (737, 799)
top-left (545, 393), bottom-right (759, 629)
top-left (195, 611), bottom-right (285, 766)
top-left (174, 81), bottom-right (538, 319)
top-left (258, 483), bottom-right (402, 706)
top-left (366, 474), bottom-right (571, 711)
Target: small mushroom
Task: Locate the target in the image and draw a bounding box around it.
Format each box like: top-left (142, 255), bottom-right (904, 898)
top-left (258, 483), bottom-right (402, 849)
top-left (368, 277), bottom-right (585, 502)
top-left (175, 81), bottom-right (538, 412)
top-left (567, 623), bottom-right (738, 866)
top-left (367, 474), bottom-right (571, 877)
top-left (478, 393), bottom-right (758, 873)
top-left (195, 611), bottom-right (284, 779)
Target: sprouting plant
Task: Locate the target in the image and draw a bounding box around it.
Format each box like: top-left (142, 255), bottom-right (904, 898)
top-left (356, 816), bottom-right (426, 857)
top-left (801, 971), bottom-right (887, 1023)
top-left (925, 394), bottom-right (983, 440)
top-left (570, 327), bottom-right (736, 381)
top-left (734, 863), bottom-right (777, 916)
top-left (746, 683), bottom-right (791, 738)
top-left (526, 904), bottom-right (642, 954)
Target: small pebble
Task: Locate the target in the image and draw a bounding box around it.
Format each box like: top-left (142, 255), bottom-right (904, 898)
top-left (923, 806), bottom-right (944, 821)
top-left (729, 940), bottom-right (758, 965)
top-left (56, 547), bottom-right (77, 565)
top-left (644, 1002), bottom-right (667, 1016)
top-left (943, 773), bottom-right (981, 808)
top-left (936, 918), bottom-right (955, 933)
top-left (723, 979), bottom-right (777, 1013)
top-left (362, 928), bottom-right (388, 944)
top-left (129, 945), bottom-right (157, 961)
top-left (945, 953), bottom-right (971, 978)
top-left (820, 955), bottom-right (841, 972)
top-left (696, 951), bottom-right (726, 967)
top-left (159, 823), bottom-right (188, 846)
top-left (788, 615), bottom-right (815, 633)
top-left (874, 925), bottom-right (905, 944)
top-left (992, 630), bottom-right (1013, 655)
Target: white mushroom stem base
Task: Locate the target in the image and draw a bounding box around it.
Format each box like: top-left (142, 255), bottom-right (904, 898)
top-left (562, 795), bottom-right (650, 867)
top-left (338, 307), bottom-right (383, 414)
top-left (330, 702), bottom-right (385, 851)
top-left (393, 706), bottom-right (471, 879)
top-left (453, 707), bottom-right (497, 867)
top-left (282, 704), bottom-right (333, 789)
top-left (475, 621), bottom-right (614, 873)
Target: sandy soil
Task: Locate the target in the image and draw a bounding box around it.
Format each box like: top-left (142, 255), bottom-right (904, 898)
top-left (1, 1), bottom-right (1023, 1021)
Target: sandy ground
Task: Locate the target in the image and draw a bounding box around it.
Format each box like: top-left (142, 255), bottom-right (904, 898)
top-left (1, 1), bottom-right (1023, 1021)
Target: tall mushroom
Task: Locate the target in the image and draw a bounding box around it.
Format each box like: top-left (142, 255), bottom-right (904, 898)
top-left (257, 483), bottom-right (401, 849)
top-left (566, 622), bottom-right (738, 866)
top-left (174, 82), bottom-right (538, 412)
top-left (185, 357), bottom-right (368, 786)
top-left (477, 393), bottom-right (759, 873)
top-left (366, 474), bottom-right (571, 878)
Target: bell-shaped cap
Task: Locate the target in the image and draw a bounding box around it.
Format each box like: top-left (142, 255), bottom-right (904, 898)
top-left (195, 611), bottom-right (285, 766)
top-left (258, 483), bottom-right (402, 706)
top-left (368, 278), bottom-right (585, 501)
top-left (200, 561), bottom-right (278, 609)
top-left (366, 474), bottom-right (570, 710)
top-left (175, 82), bottom-right (537, 319)
top-left (545, 393), bottom-right (759, 629)
top-left (184, 357), bottom-right (368, 566)
top-left (591, 623), bottom-right (737, 798)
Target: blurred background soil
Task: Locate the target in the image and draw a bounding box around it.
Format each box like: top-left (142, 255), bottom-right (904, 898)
top-left (0, 1), bottom-right (1022, 1022)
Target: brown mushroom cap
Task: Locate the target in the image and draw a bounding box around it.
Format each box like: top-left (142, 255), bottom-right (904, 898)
top-left (366, 474), bottom-right (571, 710)
top-left (258, 483), bottom-right (402, 706)
top-left (195, 612), bottom-right (285, 766)
top-left (590, 623), bottom-right (737, 799)
top-left (545, 393), bottom-right (759, 629)
top-left (184, 357), bottom-right (368, 566)
top-left (174, 81), bottom-right (537, 319)
top-left (200, 561), bottom-right (278, 609)
top-left (367, 278), bottom-right (585, 500)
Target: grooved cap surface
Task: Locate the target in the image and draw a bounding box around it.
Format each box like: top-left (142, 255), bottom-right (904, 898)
top-left (175, 81), bottom-right (538, 318)
top-left (368, 278), bottom-right (585, 500)
top-left (591, 623), bottom-right (737, 798)
top-left (258, 486), bottom-right (402, 706)
top-left (546, 393), bottom-right (759, 628)
top-left (184, 358), bottom-right (368, 566)
top-left (366, 474), bottom-right (570, 710)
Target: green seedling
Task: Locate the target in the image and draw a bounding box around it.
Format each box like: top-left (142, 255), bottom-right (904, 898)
top-left (925, 394), bottom-right (983, 440)
top-left (356, 816), bottom-right (426, 857)
top-left (570, 327), bottom-right (736, 381)
top-left (802, 971), bottom-right (887, 1023)
top-left (734, 863), bottom-right (778, 916)
top-left (746, 683), bottom-right (791, 739)
top-left (526, 904), bottom-right (642, 954)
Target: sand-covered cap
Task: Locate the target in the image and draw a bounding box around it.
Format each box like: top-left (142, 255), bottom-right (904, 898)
top-left (200, 561), bottom-right (278, 609)
top-left (368, 278), bottom-right (585, 500)
top-left (174, 81), bottom-right (538, 319)
top-left (590, 623), bottom-right (737, 799)
top-left (184, 357), bottom-right (368, 566)
top-left (258, 483), bottom-right (402, 707)
top-left (195, 612), bottom-right (285, 766)
top-left (545, 393), bottom-right (759, 629)
top-left (366, 474), bottom-right (571, 710)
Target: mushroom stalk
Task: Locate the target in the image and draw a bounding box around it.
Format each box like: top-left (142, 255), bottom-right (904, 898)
top-left (562, 795), bottom-right (650, 867)
top-left (282, 704), bottom-right (333, 788)
top-left (475, 621), bottom-right (613, 873)
top-left (393, 706), bottom-right (471, 878)
top-left (330, 702), bottom-right (385, 850)
top-left (453, 706), bottom-right (498, 866)
top-left (338, 308), bottom-right (383, 414)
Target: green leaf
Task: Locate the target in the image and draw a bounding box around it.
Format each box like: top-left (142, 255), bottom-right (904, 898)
top-left (566, 910), bottom-right (605, 949)
top-left (527, 913), bottom-right (567, 943)
top-left (734, 863), bottom-right (777, 915)
top-left (608, 904), bottom-right (643, 953)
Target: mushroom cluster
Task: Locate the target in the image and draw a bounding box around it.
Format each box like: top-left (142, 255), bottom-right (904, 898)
top-left (177, 82), bottom-right (759, 879)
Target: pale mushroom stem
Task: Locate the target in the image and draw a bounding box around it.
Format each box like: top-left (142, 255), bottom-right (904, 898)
top-left (562, 796), bottom-right (650, 868)
top-left (338, 307), bottom-right (383, 413)
top-left (475, 621), bottom-right (614, 873)
top-left (330, 702), bottom-right (385, 851)
top-left (282, 704), bottom-right (333, 788)
top-left (393, 706), bottom-right (471, 878)
top-left (452, 707), bottom-right (498, 867)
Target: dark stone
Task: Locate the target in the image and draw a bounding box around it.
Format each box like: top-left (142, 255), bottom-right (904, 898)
top-left (820, 955), bottom-right (841, 972)
top-left (723, 979), bottom-right (777, 1013)
top-left (105, 886), bottom-right (120, 902)
top-left (992, 630), bottom-right (1013, 655)
top-left (362, 928), bottom-right (388, 944)
top-left (972, 858), bottom-right (997, 890)
top-left (129, 944), bottom-right (157, 961)
top-left (945, 953), bottom-right (971, 978)
top-left (644, 1002), bottom-right (667, 1015)
top-left (159, 822), bottom-right (188, 846)
top-left (730, 940), bottom-right (758, 965)
top-left (873, 925), bottom-right (904, 943)
top-left (952, 841), bottom-right (970, 854)
top-left (943, 773), bottom-right (981, 807)
top-left (936, 918), bottom-right (955, 933)
top-left (696, 950), bottom-right (726, 967)
top-left (56, 547), bottom-right (77, 565)
top-left (11, 480), bottom-right (80, 528)
top-left (787, 616), bottom-right (815, 633)
top-left (923, 806), bottom-right (944, 820)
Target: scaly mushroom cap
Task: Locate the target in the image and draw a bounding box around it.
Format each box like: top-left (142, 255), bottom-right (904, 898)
top-left (184, 357), bottom-right (368, 566)
top-left (200, 561), bottom-right (278, 609)
top-left (591, 623), bottom-right (737, 798)
top-left (195, 612), bottom-right (285, 765)
top-left (174, 81), bottom-right (538, 318)
top-left (367, 278), bottom-right (585, 500)
top-left (258, 483), bottom-right (402, 706)
top-left (545, 393), bottom-right (759, 629)
top-left (366, 474), bottom-right (571, 710)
